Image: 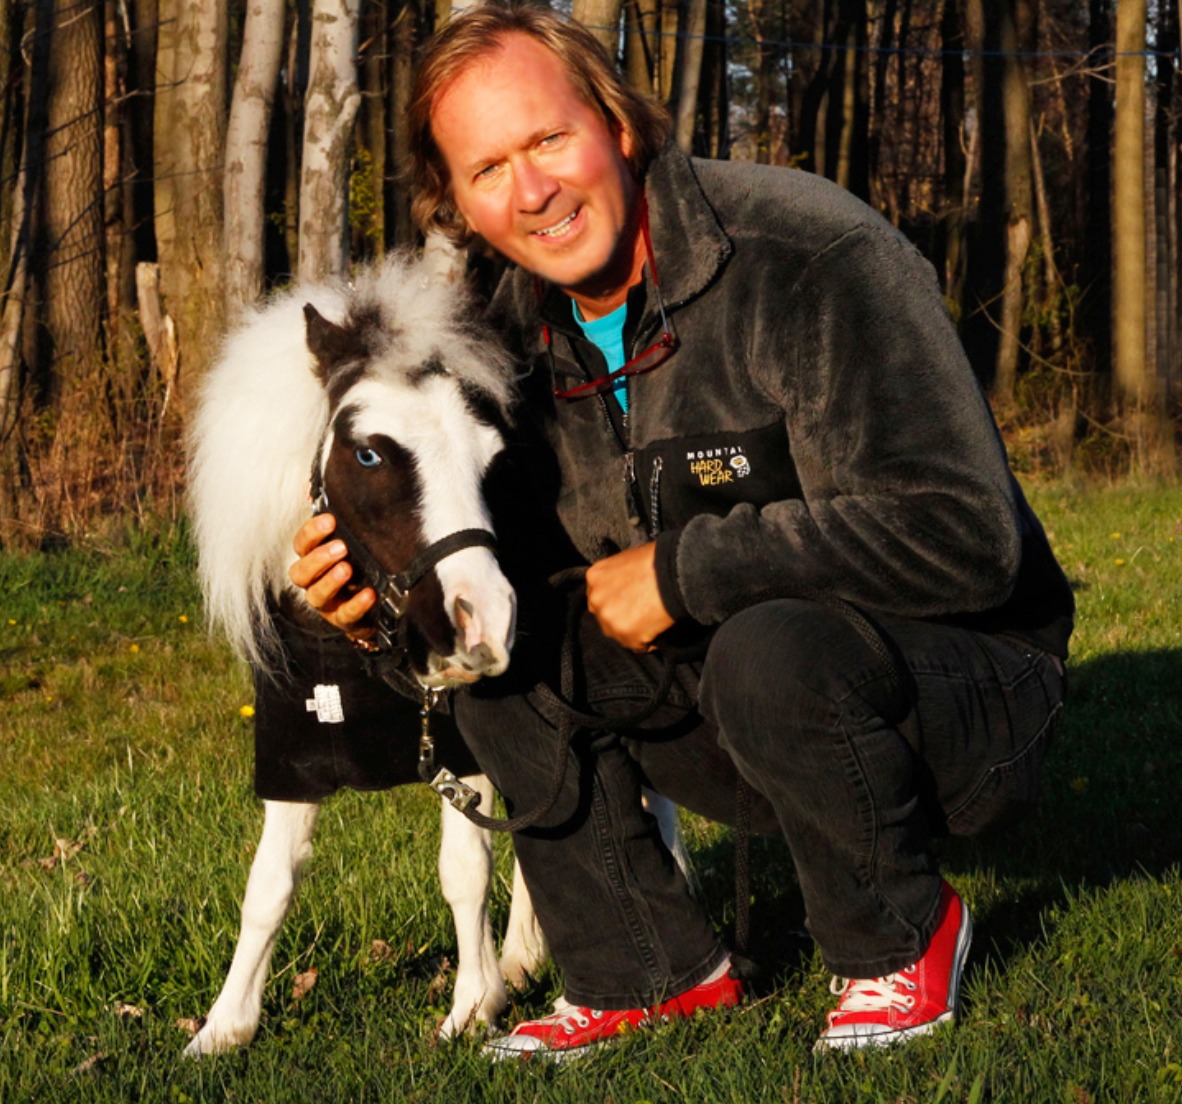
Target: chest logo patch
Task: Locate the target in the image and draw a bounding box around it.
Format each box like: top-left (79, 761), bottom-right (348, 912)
top-left (685, 446), bottom-right (751, 486)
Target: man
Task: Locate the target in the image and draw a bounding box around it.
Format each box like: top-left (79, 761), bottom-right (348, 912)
top-left (292, 2), bottom-right (1073, 1060)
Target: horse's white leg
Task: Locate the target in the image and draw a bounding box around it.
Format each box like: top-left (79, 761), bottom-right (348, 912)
top-left (499, 857), bottom-right (547, 990)
top-left (184, 800), bottom-right (319, 1058)
top-left (643, 788), bottom-right (697, 893)
top-left (436, 775), bottom-right (507, 1038)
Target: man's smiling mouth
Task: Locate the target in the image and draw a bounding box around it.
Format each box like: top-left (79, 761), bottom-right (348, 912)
top-left (533, 210), bottom-right (579, 238)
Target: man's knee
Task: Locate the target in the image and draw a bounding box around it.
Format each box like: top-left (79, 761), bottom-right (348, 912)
top-left (700, 600), bottom-right (905, 729)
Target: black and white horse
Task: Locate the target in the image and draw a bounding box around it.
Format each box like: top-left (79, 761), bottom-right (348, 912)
top-left (185, 255), bottom-right (546, 1053)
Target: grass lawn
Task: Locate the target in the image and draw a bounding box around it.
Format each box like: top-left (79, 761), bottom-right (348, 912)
top-left (1, 482), bottom-right (1180, 1103)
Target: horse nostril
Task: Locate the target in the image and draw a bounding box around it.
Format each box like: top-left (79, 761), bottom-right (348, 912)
top-left (467, 641), bottom-right (494, 669)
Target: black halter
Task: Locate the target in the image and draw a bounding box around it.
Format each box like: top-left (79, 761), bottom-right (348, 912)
top-left (309, 446), bottom-right (497, 658)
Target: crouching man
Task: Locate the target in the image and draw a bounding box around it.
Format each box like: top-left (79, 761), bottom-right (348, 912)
top-left (293, 2), bottom-right (1073, 1059)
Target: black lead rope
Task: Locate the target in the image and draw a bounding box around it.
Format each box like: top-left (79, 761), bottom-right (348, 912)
top-left (414, 573), bottom-right (908, 978)
top-left (416, 572), bottom-right (676, 834)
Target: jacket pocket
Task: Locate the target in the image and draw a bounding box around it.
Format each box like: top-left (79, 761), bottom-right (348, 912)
top-left (633, 421), bottom-right (803, 532)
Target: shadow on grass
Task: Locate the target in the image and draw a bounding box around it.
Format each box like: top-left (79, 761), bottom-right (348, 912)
top-left (682, 648), bottom-right (1182, 988)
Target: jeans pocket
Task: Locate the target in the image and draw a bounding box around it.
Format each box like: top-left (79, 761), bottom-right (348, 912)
top-left (944, 700), bottom-right (1062, 837)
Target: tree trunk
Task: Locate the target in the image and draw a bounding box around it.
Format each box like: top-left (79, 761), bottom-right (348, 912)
top-left (992, 0), bottom-right (1035, 408)
top-left (1152, 0), bottom-right (1177, 403)
top-left (1112, 0), bottom-right (1148, 410)
top-left (749, 0), bottom-right (780, 164)
top-left (1084, 0), bottom-right (1113, 384)
top-left (298, 0), bottom-right (360, 282)
top-left (940, 0), bottom-right (967, 307)
top-left (154, 0), bottom-right (227, 403)
top-left (699, 0), bottom-right (729, 158)
top-left (624, 0), bottom-right (659, 96)
top-left (45, 0), bottom-right (104, 390)
top-left (224, 0), bottom-right (286, 315)
top-left (672, 0), bottom-right (707, 152)
top-left (827, 0), bottom-right (868, 198)
top-left (387, 0), bottom-right (418, 249)
top-left (573, 0), bottom-right (623, 58)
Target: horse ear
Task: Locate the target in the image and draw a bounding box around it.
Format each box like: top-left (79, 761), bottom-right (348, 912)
top-left (303, 303), bottom-right (350, 378)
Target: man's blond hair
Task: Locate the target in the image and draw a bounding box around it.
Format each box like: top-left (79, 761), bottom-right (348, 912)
top-left (409, 2), bottom-right (671, 243)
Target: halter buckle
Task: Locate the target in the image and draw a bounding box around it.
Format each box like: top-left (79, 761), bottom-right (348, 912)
top-left (379, 577), bottom-right (410, 621)
top-left (429, 768), bottom-right (481, 813)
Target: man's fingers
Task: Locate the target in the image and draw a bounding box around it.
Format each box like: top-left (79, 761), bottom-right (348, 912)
top-left (293, 512), bottom-right (337, 557)
top-left (289, 538), bottom-right (349, 591)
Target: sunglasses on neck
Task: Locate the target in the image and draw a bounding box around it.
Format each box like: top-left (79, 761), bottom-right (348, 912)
top-left (541, 198), bottom-right (678, 401)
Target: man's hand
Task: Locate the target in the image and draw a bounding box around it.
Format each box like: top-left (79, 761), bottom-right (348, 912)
top-left (289, 514), bottom-right (377, 633)
top-left (585, 542), bottom-right (675, 652)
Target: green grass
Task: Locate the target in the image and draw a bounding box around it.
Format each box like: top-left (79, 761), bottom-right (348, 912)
top-left (1, 484), bottom-right (1181, 1103)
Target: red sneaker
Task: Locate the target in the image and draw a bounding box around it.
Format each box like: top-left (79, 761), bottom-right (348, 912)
top-left (815, 880), bottom-right (972, 1051)
top-left (483, 969), bottom-right (743, 1062)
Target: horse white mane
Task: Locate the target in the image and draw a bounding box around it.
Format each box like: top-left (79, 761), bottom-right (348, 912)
top-left (187, 253), bottom-right (517, 668)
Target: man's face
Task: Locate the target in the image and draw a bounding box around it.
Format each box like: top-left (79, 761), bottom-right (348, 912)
top-left (431, 34), bottom-right (642, 310)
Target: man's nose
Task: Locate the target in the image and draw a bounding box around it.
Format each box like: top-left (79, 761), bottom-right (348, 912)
top-left (513, 156), bottom-right (560, 211)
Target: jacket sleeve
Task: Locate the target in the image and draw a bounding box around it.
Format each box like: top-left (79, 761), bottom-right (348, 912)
top-left (665, 226), bottom-right (1023, 626)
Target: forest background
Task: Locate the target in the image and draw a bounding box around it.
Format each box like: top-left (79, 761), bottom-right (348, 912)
top-left (0, 0), bottom-right (1179, 549)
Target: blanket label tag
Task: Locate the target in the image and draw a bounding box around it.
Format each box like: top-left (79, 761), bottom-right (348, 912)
top-left (306, 684), bottom-right (345, 724)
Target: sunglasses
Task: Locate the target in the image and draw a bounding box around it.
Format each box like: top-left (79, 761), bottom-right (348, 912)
top-left (542, 198), bottom-right (679, 401)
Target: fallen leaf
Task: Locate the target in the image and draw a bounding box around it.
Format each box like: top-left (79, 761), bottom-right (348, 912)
top-left (175, 1017), bottom-right (204, 1036)
top-left (113, 1002), bottom-right (143, 1019)
top-left (74, 1052), bottom-right (106, 1074)
top-left (292, 967), bottom-right (319, 1002)
top-left (426, 957), bottom-right (452, 1002)
top-left (370, 939), bottom-right (394, 963)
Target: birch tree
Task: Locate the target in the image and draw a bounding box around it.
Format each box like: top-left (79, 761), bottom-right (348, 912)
top-left (225, 0), bottom-right (287, 313)
top-left (573, 0), bottom-right (623, 57)
top-left (298, 0), bottom-right (360, 282)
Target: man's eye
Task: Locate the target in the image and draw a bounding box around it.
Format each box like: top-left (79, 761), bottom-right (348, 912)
top-left (475, 163), bottom-right (500, 181)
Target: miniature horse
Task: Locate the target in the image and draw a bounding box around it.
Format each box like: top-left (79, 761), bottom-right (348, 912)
top-left (185, 256), bottom-right (545, 1053)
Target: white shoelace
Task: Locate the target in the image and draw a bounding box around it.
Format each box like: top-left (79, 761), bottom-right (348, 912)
top-left (520, 998), bottom-right (606, 1036)
top-left (828, 968), bottom-right (918, 1019)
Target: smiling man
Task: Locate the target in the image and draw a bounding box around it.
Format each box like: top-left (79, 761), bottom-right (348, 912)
top-left (292, 2), bottom-right (1074, 1061)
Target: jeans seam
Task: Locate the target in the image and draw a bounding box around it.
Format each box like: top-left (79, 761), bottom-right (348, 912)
top-left (588, 762), bottom-right (664, 991)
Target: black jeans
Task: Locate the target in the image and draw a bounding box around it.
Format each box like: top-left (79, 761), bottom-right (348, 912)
top-left (454, 598), bottom-right (1065, 1007)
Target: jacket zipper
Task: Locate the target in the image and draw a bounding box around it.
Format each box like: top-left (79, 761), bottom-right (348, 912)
top-left (647, 456), bottom-right (663, 538)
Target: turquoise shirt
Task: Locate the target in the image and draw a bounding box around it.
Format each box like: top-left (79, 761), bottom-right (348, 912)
top-left (572, 300), bottom-right (629, 413)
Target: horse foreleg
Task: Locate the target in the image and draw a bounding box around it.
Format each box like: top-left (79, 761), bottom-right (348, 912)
top-left (643, 787), bottom-right (698, 893)
top-left (436, 775), bottom-right (507, 1038)
top-left (185, 800), bottom-right (319, 1057)
top-left (499, 857), bottom-right (547, 990)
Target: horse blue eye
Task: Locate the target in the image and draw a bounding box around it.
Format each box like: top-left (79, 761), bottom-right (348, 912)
top-left (355, 447), bottom-right (382, 468)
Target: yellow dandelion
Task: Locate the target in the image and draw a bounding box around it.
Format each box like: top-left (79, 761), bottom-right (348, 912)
top-left (1070, 777), bottom-right (1089, 794)
top-left (178, 614), bottom-right (189, 624)
top-left (129, 643), bottom-right (140, 654)
top-left (1110, 532), bottom-right (1122, 539)
top-left (7, 619), bottom-right (15, 625)
top-left (1114, 558), bottom-right (1126, 566)
top-left (239, 705), bottom-right (256, 719)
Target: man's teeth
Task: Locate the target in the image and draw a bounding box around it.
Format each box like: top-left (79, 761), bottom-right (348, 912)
top-left (535, 211), bottom-right (577, 237)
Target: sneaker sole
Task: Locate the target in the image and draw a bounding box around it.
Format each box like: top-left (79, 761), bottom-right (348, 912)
top-left (815, 902), bottom-right (973, 1052)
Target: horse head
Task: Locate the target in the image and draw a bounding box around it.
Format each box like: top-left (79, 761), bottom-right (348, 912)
top-left (302, 272), bottom-right (517, 689)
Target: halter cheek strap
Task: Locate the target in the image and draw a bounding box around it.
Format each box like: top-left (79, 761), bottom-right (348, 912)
top-left (308, 451), bottom-right (498, 658)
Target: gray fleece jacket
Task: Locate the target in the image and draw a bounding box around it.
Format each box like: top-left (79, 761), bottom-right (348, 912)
top-left (493, 144), bottom-right (1074, 657)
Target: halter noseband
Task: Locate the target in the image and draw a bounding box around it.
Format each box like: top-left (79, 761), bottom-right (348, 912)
top-left (309, 447), bottom-right (497, 658)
